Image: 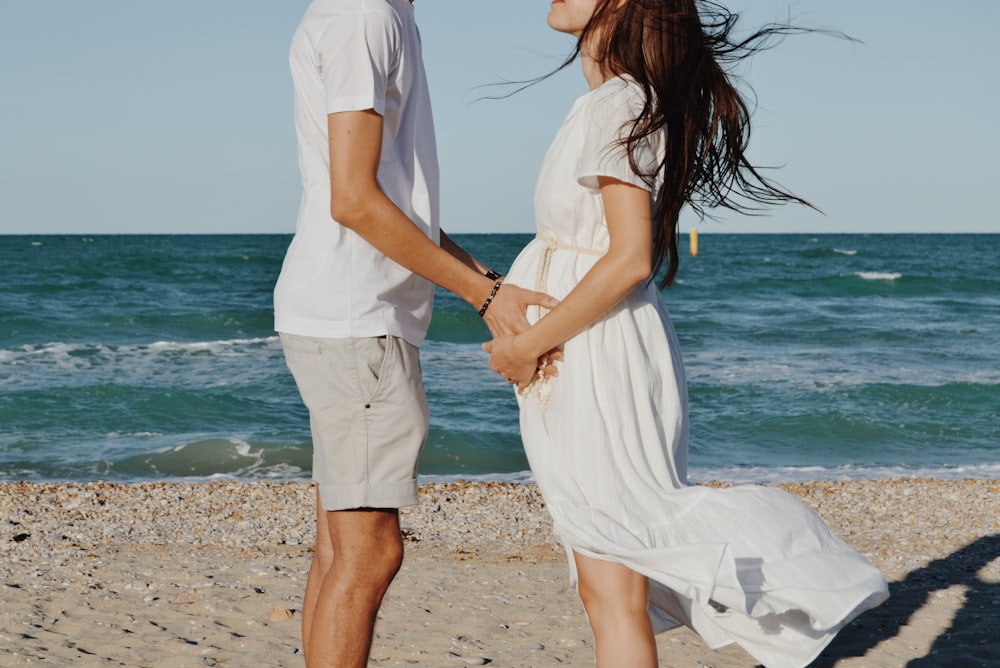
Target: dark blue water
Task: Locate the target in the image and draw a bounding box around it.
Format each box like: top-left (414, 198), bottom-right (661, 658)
top-left (1, 234), bottom-right (997, 483)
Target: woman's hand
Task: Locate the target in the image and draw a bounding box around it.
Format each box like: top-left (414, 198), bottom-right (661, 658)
top-left (483, 336), bottom-right (562, 389)
top-left (483, 335), bottom-right (537, 388)
top-left (483, 178), bottom-right (652, 384)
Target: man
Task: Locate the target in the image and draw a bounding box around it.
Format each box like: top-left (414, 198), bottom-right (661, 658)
top-left (273, 1), bottom-right (556, 666)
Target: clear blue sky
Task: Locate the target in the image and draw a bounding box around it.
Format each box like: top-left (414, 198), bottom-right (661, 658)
top-left (0, 1), bottom-right (996, 235)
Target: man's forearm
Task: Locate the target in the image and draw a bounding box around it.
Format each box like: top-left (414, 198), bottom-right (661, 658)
top-left (333, 192), bottom-right (494, 308)
top-left (440, 230), bottom-right (491, 277)
top-left (326, 108), bottom-right (494, 308)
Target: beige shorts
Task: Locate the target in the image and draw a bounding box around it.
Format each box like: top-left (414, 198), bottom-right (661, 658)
top-left (280, 333), bottom-right (428, 511)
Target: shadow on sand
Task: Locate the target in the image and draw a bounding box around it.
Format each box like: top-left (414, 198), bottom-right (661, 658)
top-left (811, 533), bottom-right (1000, 667)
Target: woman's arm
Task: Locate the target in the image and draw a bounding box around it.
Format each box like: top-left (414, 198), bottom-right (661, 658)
top-left (485, 176), bottom-right (653, 386)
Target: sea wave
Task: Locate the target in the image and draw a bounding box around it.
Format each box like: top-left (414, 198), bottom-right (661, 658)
top-left (684, 350), bottom-right (1000, 388)
top-left (421, 461), bottom-right (1000, 485)
top-left (419, 470), bottom-right (536, 484)
top-left (1, 338), bottom-right (293, 417)
top-left (797, 247), bottom-right (862, 259)
top-left (3, 233), bottom-right (997, 485)
top-left (687, 462), bottom-right (1000, 484)
top-left (5, 336), bottom-right (280, 359)
top-left (8, 461), bottom-right (997, 486)
top-left (109, 438), bottom-right (311, 480)
top-left (148, 336), bottom-right (279, 352)
top-left (855, 271), bottom-right (902, 281)
top-left (1, 336), bottom-right (283, 379)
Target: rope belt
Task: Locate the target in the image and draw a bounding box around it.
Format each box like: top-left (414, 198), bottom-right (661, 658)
top-left (533, 235), bottom-right (606, 296)
top-left (521, 237), bottom-right (605, 404)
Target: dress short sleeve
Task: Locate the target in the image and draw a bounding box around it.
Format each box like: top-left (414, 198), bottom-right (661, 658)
top-left (318, 10), bottom-right (399, 116)
top-left (577, 79), bottom-right (662, 193)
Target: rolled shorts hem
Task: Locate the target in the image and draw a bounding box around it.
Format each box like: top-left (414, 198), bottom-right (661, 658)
top-left (318, 479), bottom-right (419, 511)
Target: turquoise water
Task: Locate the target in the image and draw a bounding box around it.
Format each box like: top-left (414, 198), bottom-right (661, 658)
top-left (1, 233), bottom-right (998, 483)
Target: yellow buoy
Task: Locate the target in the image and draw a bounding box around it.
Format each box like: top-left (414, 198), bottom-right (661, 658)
top-left (689, 227), bottom-right (699, 257)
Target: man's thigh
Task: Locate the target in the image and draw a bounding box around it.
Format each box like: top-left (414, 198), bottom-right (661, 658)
top-left (280, 333), bottom-right (428, 510)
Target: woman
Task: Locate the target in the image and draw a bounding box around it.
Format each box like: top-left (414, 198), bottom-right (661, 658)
top-left (483, 1), bottom-right (889, 666)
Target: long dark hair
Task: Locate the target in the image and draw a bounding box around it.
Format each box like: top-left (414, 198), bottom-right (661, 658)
top-left (572, 1), bottom-right (822, 287)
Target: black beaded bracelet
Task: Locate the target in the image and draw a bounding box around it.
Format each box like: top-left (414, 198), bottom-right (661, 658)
top-left (478, 279), bottom-right (504, 317)
top-left (484, 269), bottom-right (502, 281)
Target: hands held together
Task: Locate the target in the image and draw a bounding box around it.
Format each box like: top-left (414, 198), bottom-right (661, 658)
top-left (483, 337), bottom-right (562, 390)
top-left (479, 280), bottom-right (562, 390)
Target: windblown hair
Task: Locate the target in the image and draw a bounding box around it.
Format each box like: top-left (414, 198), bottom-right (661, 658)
top-left (573, 0), bottom-right (818, 287)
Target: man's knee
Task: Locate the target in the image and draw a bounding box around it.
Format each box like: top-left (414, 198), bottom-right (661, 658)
top-left (328, 510), bottom-right (405, 589)
top-left (332, 539), bottom-right (402, 599)
top-left (312, 541), bottom-right (335, 575)
top-left (357, 531), bottom-right (404, 581)
top-left (376, 538), bottom-right (404, 582)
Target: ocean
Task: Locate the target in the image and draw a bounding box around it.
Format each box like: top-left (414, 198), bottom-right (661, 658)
top-left (1, 233), bottom-right (997, 484)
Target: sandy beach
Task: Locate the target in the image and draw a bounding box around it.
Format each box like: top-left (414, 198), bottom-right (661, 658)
top-left (2, 479), bottom-right (998, 667)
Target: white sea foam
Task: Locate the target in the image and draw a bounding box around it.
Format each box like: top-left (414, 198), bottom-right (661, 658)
top-left (125, 437), bottom-right (306, 480)
top-left (3, 337), bottom-right (284, 389)
top-left (419, 470), bottom-right (536, 484)
top-left (855, 271), bottom-right (902, 281)
top-left (683, 347), bottom-right (1000, 388)
top-left (148, 336), bottom-right (279, 353)
top-left (834, 249), bottom-right (858, 256)
top-left (193, 463), bottom-right (311, 483)
top-left (8, 341), bottom-right (106, 371)
top-left (8, 337), bottom-right (278, 362)
top-left (234, 439), bottom-right (254, 458)
top-left (417, 462), bottom-right (1000, 485)
top-left (217, 439), bottom-right (311, 480)
top-left (688, 462), bottom-right (1000, 484)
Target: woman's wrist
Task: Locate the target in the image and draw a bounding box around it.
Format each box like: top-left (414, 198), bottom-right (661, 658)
top-left (513, 327), bottom-right (549, 363)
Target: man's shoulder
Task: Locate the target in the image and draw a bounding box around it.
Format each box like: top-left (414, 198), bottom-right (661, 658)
top-left (297, 0), bottom-right (404, 51)
top-left (302, 0), bottom-right (401, 25)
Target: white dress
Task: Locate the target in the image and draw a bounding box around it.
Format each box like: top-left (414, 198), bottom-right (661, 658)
top-left (503, 76), bottom-right (888, 668)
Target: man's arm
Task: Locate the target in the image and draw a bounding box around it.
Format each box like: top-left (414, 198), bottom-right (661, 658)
top-left (327, 109), bottom-right (556, 337)
top-left (439, 230), bottom-right (490, 277)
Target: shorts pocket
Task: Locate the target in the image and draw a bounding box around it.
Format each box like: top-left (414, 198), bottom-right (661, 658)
top-left (355, 336), bottom-right (389, 402)
top-left (279, 332), bottom-right (324, 357)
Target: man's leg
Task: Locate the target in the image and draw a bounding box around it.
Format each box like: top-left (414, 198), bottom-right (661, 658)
top-left (306, 504), bottom-right (404, 668)
top-left (302, 488), bottom-right (332, 663)
top-left (280, 333), bottom-right (424, 665)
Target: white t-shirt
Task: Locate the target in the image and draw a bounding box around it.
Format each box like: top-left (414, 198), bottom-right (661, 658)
top-left (274, 0), bottom-right (440, 347)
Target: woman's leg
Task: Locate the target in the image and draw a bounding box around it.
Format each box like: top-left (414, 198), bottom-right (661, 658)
top-left (573, 550), bottom-right (658, 668)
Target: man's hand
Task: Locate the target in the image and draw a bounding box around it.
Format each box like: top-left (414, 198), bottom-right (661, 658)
top-left (480, 284), bottom-right (558, 339)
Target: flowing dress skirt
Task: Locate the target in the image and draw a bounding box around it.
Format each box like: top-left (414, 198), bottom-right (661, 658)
top-left (505, 238), bottom-right (889, 668)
